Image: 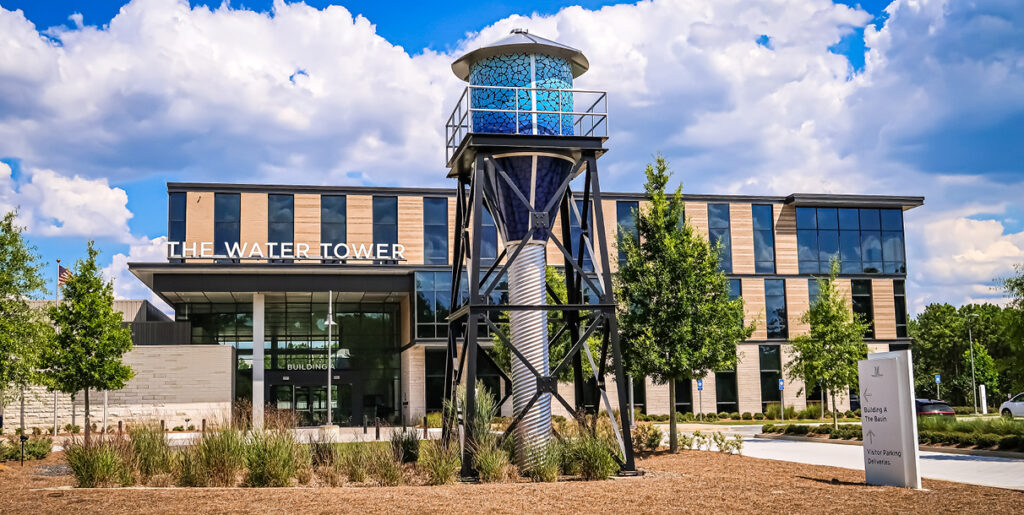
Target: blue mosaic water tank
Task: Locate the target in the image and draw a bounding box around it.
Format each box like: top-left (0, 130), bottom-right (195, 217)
top-left (451, 30), bottom-right (590, 242)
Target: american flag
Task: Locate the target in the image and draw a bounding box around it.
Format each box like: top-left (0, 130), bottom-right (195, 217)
top-left (58, 265), bottom-right (73, 286)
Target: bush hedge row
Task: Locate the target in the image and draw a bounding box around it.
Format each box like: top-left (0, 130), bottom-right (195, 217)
top-left (761, 423), bottom-right (1024, 452)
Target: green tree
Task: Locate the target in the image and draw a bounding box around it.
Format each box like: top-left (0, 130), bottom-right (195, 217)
top-left (0, 210), bottom-right (54, 432)
top-left (42, 241), bottom-right (133, 441)
top-left (616, 156), bottom-right (752, 452)
top-left (785, 261), bottom-right (869, 430)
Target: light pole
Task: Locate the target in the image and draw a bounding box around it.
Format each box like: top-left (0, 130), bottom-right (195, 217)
top-left (325, 290), bottom-right (337, 426)
top-left (967, 312), bottom-right (979, 415)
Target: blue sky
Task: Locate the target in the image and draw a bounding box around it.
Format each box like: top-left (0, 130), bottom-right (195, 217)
top-left (0, 0), bottom-right (1022, 314)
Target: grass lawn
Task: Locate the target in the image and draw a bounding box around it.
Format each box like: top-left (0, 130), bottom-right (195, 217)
top-left (2, 449), bottom-right (1020, 514)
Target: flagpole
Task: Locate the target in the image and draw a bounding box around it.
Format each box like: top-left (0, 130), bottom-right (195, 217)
top-left (53, 259), bottom-right (60, 437)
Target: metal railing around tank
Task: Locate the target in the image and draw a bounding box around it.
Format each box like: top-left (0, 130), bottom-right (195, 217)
top-left (445, 85), bottom-right (608, 163)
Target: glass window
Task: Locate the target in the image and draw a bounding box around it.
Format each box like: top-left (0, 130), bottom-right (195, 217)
top-left (852, 279), bottom-right (874, 338)
top-left (759, 345), bottom-right (782, 412)
top-left (416, 271), bottom-right (452, 339)
top-left (424, 197), bottom-right (448, 265)
top-left (373, 196), bottom-right (398, 264)
top-left (424, 349), bottom-right (447, 413)
top-left (214, 193), bottom-right (240, 260)
top-left (765, 279), bottom-right (788, 339)
top-left (168, 192), bottom-right (186, 260)
top-left (715, 371), bottom-right (737, 413)
top-left (894, 280), bottom-right (908, 338)
top-left (795, 207), bottom-right (905, 276)
top-left (321, 195), bottom-right (346, 261)
top-left (480, 207), bottom-right (498, 266)
top-left (674, 380), bottom-right (693, 414)
top-left (808, 279), bottom-right (820, 306)
top-left (752, 205), bottom-right (775, 273)
top-left (268, 194), bottom-right (294, 262)
top-left (728, 279), bottom-right (741, 300)
top-left (616, 201), bottom-right (639, 265)
top-left (631, 378), bottom-right (647, 415)
top-left (708, 203), bottom-right (732, 273)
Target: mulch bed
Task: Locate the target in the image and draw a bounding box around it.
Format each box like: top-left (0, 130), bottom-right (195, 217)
top-left (1, 450), bottom-right (1020, 514)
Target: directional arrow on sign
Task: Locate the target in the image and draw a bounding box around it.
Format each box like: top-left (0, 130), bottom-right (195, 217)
top-left (866, 429), bottom-right (876, 445)
top-left (862, 389), bottom-right (872, 404)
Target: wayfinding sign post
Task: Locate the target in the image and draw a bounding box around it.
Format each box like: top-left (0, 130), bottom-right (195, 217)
top-left (697, 379), bottom-right (703, 422)
top-left (857, 350), bottom-right (921, 489)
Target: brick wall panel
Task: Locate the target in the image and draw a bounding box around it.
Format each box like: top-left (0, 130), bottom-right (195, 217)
top-left (872, 279), bottom-right (898, 339)
top-left (398, 196), bottom-right (424, 265)
top-left (775, 204), bottom-right (799, 274)
top-left (730, 203), bottom-right (755, 274)
top-left (742, 278), bottom-right (767, 340)
top-left (294, 194), bottom-right (320, 261)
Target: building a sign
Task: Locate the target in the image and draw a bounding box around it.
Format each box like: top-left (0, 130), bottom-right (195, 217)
top-left (857, 350), bottom-right (921, 489)
top-left (166, 241), bottom-right (406, 261)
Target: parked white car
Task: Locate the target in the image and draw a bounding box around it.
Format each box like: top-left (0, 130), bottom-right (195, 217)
top-left (1000, 392), bottom-right (1024, 418)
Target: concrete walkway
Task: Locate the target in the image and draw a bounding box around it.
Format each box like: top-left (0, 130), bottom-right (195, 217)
top-left (655, 423), bottom-right (1024, 491)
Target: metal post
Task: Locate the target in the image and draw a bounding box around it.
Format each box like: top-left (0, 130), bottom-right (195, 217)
top-left (252, 292), bottom-right (266, 429)
top-left (103, 391), bottom-right (108, 434)
top-left (968, 315), bottom-right (978, 414)
top-left (699, 389), bottom-right (703, 421)
top-left (327, 290), bottom-right (333, 426)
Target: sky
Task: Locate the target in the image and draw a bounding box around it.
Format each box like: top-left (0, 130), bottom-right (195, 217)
top-left (0, 0), bottom-right (1022, 316)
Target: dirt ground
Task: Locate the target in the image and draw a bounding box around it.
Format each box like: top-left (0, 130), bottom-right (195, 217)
top-left (1, 450), bottom-right (1020, 514)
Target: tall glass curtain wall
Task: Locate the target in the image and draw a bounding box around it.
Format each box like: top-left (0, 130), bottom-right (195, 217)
top-left (175, 301), bottom-right (401, 425)
top-left (796, 207), bottom-right (905, 274)
top-left (423, 198), bottom-right (448, 265)
top-left (168, 192), bottom-right (186, 262)
top-left (714, 279), bottom-right (741, 413)
top-left (759, 345), bottom-right (782, 412)
top-left (268, 194), bottom-right (294, 263)
top-left (752, 205), bottom-right (776, 273)
top-left (708, 204), bottom-right (732, 273)
top-left (321, 195), bottom-right (346, 263)
top-left (616, 201), bottom-right (639, 265)
top-left (214, 193), bottom-right (240, 262)
top-left (765, 279), bottom-right (788, 339)
top-left (373, 196), bottom-right (398, 264)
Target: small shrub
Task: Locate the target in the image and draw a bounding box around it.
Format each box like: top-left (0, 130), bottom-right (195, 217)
top-left (368, 444), bottom-right (404, 486)
top-left (810, 425), bottom-right (833, 436)
top-left (784, 406), bottom-right (798, 420)
top-left (716, 412), bottom-right (728, 419)
top-left (390, 427), bottom-right (419, 463)
top-left (997, 435), bottom-right (1021, 451)
top-left (844, 410), bottom-right (856, 419)
top-left (681, 412), bottom-right (695, 422)
top-left (24, 437), bottom-right (53, 460)
top-left (783, 424), bottom-right (810, 435)
top-left (729, 412), bottom-right (740, 420)
top-left (31, 427), bottom-right (42, 436)
top-left (711, 431), bottom-right (727, 452)
top-left (765, 404), bottom-right (782, 420)
top-left (761, 423), bottom-right (775, 433)
top-left (678, 433), bottom-right (694, 450)
top-left (422, 412), bottom-right (442, 428)
top-left (245, 430), bottom-right (298, 487)
top-left (704, 413), bottom-right (719, 422)
top-left (631, 422), bottom-right (663, 453)
top-left (172, 426), bottom-right (185, 432)
top-left (741, 412), bottom-right (753, 420)
top-left (419, 439), bottom-right (461, 485)
top-left (525, 440), bottom-right (560, 483)
top-left (753, 413), bottom-right (765, 421)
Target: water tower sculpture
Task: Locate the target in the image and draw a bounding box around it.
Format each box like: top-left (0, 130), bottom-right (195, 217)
top-left (443, 29), bottom-right (636, 475)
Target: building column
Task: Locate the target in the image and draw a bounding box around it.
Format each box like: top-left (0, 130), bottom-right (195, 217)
top-left (252, 292), bottom-right (265, 429)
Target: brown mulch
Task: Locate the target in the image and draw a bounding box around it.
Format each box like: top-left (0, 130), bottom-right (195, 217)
top-left (1, 450), bottom-right (1020, 514)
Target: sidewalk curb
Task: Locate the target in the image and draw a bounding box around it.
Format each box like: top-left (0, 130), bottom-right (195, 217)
top-left (754, 433), bottom-right (1024, 460)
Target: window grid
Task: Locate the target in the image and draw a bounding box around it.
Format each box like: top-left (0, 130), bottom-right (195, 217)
top-left (894, 280), bottom-right (908, 338)
top-left (752, 204), bottom-right (776, 274)
top-left (708, 204), bottom-right (732, 273)
top-left (372, 196), bottom-right (398, 265)
top-left (214, 193), bottom-right (240, 261)
top-left (320, 195), bottom-right (347, 263)
top-left (268, 194), bottom-right (294, 263)
top-left (423, 197), bottom-right (449, 265)
top-left (168, 192), bottom-right (186, 262)
top-left (759, 345), bottom-right (782, 412)
top-left (616, 201), bottom-right (639, 265)
top-left (852, 279), bottom-right (875, 339)
top-left (765, 279), bottom-right (788, 339)
top-left (796, 207), bottom-right (906, 275)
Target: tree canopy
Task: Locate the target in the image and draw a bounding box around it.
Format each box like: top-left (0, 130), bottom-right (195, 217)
top-left (785, 261), bottom-right (869, 429)
top-left (42, 241), bottom-right (133, 438)
top-left (0, 210), bottom-right (53, 416)
top-left (615, 156), bottom-right (752, 450)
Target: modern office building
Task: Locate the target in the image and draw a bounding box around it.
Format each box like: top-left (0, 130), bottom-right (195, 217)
top-left (124, 183), bottom-right (922, 426)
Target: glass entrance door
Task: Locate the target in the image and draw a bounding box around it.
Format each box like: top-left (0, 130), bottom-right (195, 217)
top-left (268, 383), bottom-right (355, 426)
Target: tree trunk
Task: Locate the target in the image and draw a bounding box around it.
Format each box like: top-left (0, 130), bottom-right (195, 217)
top-left (20, 387), bottom-right (26, 434)
top-left (830, 389), bottom-right (838, 431)
top-left (669, 382), bottom-right (678, 453)
top-left (84, 389), bottom-right (91, 443)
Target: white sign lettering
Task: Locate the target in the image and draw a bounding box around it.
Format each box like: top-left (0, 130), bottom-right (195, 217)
top-left (857, 350), bottom-right (921, 489)
top-left (167, 241), bottom-right (407, 261)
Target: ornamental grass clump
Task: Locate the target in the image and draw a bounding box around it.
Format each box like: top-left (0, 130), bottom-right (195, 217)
top-left (65, 437), bottom-right (136, 488)
top-left (245, 429), bottom-right (299, 487)
top-left (338, 443), bottom-right (372, 483)
top-left (196, 426), bottom-right (247, 486)
top-left (571, 432), bottom-right (618, 480)
top-left (525, 440), bottom-right (560, 483)
top-left (390, 426), bottom-right (420, 463)
top-left (174, 446), bottom-right (205, 487)
top-left (418, 439), bottom-right (461, 485)
top-left (129, 423), bottom-right (172, 483)
top-left (368, 443), bottom-right (403, 486)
